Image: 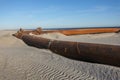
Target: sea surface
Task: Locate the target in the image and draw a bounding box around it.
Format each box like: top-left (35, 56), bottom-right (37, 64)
top-left (43, 26), bottom-right (120, 30)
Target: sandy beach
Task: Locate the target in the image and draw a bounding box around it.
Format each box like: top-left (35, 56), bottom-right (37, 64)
top-left (0, 30), bottom-right (120, 80)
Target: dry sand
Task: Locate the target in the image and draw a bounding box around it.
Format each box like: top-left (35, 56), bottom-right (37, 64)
top-left (0, 30), bottom-right (120, 80)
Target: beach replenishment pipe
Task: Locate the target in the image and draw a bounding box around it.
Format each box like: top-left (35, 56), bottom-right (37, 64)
top-left (18, 34), bottom-right (120, 67)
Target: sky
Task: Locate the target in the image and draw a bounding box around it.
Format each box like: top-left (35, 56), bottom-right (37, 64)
top-left (0, 0), bottom-right (120, 29)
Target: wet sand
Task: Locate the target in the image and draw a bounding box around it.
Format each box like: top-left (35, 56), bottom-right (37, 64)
top-left (0, 30), bottom-right (120, 80)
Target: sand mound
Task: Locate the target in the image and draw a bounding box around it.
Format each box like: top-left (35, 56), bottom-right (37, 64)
top-left (30, 32), bottom-right (66, 40)
top-left (53, 32), bottom-right (120, 45)
top-left (32, 32), bottom-right (120, 45)
top-left (0, 31), bottom-right (26, 47)
top-left (0, 31), bottom-right (120, 80)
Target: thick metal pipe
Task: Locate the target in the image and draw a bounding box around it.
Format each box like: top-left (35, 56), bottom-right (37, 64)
top-left (21, 34), bottom-right (120, 67)
top-left (13, 28), bottom-right (120, 36)
top-left (59, 28), bottom-right (120, 35)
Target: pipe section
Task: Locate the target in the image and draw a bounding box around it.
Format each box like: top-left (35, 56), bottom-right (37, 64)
top-left (21, 34), bottom-right (120, 67)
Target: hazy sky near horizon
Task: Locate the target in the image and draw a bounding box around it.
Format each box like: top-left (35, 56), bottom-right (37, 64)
top-left (0, 0), bottom-right (120, 29)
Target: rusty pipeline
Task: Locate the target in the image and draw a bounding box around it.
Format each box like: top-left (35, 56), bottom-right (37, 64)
top-left (20, 34), bottom-right (120, 67)
top-left (13, 27), bottom-right (120, 37)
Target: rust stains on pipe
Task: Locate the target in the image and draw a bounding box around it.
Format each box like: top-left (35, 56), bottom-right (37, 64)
top-left (13, 27), bottom-right (120, 36)
top-left (59, 28), bottom-right (120, 35)
top-left (40, 28), bottom-right (120, 35)
top-left (20, 34), bottom-right (120, 67)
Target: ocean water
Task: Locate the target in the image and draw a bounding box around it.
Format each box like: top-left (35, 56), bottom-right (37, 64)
top-left (20, 26), bottom-right (120, 31)
top-left (43, 26), bottom-right (120, 30)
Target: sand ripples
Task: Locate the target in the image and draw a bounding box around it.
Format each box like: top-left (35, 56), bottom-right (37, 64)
top-left (0, 31), bottom-right (120, 80)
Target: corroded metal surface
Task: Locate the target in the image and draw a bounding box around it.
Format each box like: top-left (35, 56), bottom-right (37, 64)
top-left (18, 34), bottom-right (120, 67)
top-left (59, 28), bottom-right (120, 35)
top-left (13, 27), bottom-right (120, 37)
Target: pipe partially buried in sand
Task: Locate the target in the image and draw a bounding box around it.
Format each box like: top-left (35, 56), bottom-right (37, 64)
top-left (13, 27), bottom-right (120, 36)
top-left (20, 34), bottom-right (120, 67)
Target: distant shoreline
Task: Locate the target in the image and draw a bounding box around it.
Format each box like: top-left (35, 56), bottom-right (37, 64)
top-left (43, 26), bottom-right (120, 30)
top-left (1, 26), bottom-right (120, 30)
